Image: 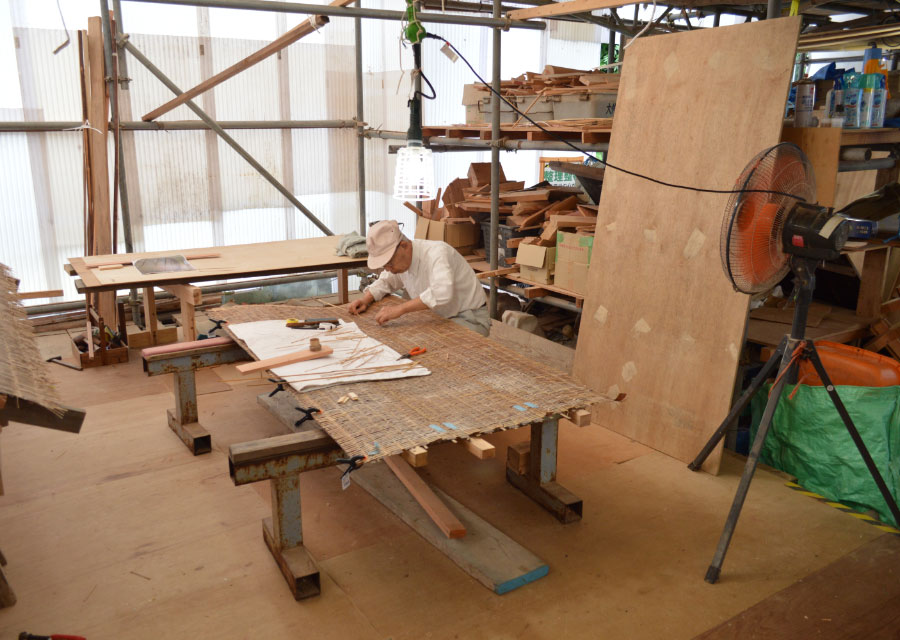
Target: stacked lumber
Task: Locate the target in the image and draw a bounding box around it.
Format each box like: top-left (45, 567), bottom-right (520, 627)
top-left (864, 293), bottom-right (900, 359)
top-left (467, 65), bottom-right (620, 99)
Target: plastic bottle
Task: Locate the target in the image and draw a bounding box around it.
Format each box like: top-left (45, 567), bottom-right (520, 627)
top-left (872, 73), bottom-right (886, 128)
top-left (843, 73), bottom-right (862, 128)
top-left (794, 78), bottom-right (816, 127)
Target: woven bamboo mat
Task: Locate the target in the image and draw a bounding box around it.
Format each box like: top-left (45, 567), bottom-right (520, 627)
top-left (209, 300), bottom-right (606, 461)
top-left (0, 263), bottom-right (63, 416)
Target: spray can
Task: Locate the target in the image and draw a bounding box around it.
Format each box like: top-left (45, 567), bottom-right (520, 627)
top-left (872, 73), bottom-right (886, 128)
top-left (794, 79), bottom-right (816, 127)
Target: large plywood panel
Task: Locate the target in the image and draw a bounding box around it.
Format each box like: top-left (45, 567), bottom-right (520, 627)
top-left (572, 18), bottom-right (801, 474)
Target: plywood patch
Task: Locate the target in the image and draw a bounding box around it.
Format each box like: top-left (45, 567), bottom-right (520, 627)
top-left (572, 18), bottom-right (802, 474)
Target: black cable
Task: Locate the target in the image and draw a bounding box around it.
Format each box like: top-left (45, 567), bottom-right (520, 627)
top-left (425, 33), bottom-right (807, 202)
top-left (417, 69), bottom-right (437, 100)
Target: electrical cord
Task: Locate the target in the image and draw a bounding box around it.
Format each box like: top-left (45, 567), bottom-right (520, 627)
top-left (425, 33), bottom-right (808, 202)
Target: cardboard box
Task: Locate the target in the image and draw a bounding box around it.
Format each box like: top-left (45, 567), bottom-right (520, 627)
top-left (554, 259), bottom-right (590, 294)
top-left (556, 230), bottom-right (594, 265)
top-left (415, 216), bottom-right (479, 252)
top-left (516, 244), bottom-right (556, 285)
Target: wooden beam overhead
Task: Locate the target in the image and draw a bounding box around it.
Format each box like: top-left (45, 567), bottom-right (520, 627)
top-left (509, 0), bottom-right (632, 20)
top-left (142, 0), bottom-right (358, 122)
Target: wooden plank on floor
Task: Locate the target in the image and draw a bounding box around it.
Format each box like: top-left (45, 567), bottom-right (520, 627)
top-left (572, 18), bottom-right (802, 475)
top-left (383, 455), bottom-right (466, 539)
top-left (694, 535), bottom-right (900, 639)
top-left (352, 461), bottom-right (548, 594)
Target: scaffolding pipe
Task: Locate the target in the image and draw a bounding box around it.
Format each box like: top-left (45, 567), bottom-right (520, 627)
top-left (355, 3), bottom-right (366, 234)
top-left (26, 270), bottom-right (367, 316)
top-left (112, 0), bottom-right (130, 89)
top-left (100, 2), bottom-right (136, 256)
top-left (123, 0), bottom-right (547, 30)
top-left (0, 119), bottom-right (358, 132)
top-left (123, 37), bottom-right (334, 236)
top-left (371, 129), bottom-right (609, 153)
top-left (838, 158), bottom-right (897, 172)
top-left (489, 0), bottom-right (501, 321)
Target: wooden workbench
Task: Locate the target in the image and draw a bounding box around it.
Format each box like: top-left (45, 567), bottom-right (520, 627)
top-left (66, 236), bottom-right (368, 350)
top-left (143, 300), bottom-right (604, 599)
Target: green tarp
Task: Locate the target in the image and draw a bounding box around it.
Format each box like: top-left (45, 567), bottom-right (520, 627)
top-left (751, 383), bottom-right (900, 526)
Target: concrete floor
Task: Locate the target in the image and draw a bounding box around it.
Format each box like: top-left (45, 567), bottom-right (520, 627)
top-left (0, 329), bottom-right (891, 639)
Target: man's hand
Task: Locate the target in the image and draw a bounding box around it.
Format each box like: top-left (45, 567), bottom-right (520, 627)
top-left (348, 292), bottom-right (375, 315)
top-left (348, 299), bottom-right (369, 315)
top-left (375, 304), bottom-right (405, 325)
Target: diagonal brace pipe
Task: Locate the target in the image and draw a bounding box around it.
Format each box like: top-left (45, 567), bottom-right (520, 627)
top-left (122, 36), bottom-right (334, 236)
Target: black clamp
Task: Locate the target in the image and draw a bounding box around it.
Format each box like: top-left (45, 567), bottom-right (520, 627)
top-left (267, 378), bottom-right (288, 397)
top-left (294, 406), bottom-right (321, 427)
top-left (336, 455), bottom-right (366, 480)
top-left (207, 319), bottom-right (226, 337)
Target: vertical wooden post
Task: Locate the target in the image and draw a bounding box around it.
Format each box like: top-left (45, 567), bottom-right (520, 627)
top-left (142, 286), bottom-right (158, 344)
top-left (180, 298), bottom-right (197, 341)
top-left (338, 268), bottom-right (349, 304)
top-left (85, 17), bottom-right (117, 330)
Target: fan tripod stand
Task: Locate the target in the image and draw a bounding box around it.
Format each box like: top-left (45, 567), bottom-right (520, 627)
top-left (689, 257), bottom-right (900, 584)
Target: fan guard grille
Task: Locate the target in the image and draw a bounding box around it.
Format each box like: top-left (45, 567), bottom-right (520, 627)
top-left (720, 143), bottom-right (815, 294)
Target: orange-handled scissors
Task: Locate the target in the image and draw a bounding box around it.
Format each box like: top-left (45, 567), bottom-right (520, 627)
top-left (397, 346), bottom-right (427, 360)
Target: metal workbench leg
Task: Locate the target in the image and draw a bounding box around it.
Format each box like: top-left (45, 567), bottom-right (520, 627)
top-left (506, 416), bottom-right (583, 523)
top-left (262, 475), bottom-right (321, 600)
top-left (167, 369), bottom-right (211, 455)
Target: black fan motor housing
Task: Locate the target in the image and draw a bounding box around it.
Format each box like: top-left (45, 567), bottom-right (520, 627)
top-left (781, 202), bottom-right (850, 261)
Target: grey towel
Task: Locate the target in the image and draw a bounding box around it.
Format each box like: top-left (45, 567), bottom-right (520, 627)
top-left (335, 231), bottom-right (368, 258)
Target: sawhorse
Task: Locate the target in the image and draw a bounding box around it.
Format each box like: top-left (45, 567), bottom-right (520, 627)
top-left (141, 337), bottom-right (248, 454)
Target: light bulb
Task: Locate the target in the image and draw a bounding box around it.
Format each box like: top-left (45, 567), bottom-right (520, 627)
top-left (393, 140), bottom-right (436, 201)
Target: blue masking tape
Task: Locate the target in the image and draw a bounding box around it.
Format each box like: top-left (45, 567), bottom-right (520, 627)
top-left (442, 422), bottom-right (458, 430)
top-left (513, 405), bottom-right (527, 412)
top-left (428, 424), bottom-right (446, 433)
top-left (524, 402), bottom-right (538, 408)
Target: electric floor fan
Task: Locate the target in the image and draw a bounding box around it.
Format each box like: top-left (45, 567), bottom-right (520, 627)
top-left (689, 142), bottom-right (900, 583)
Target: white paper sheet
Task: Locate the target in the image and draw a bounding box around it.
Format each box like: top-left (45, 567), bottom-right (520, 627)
top-left (228, 320), bottom-right (430, 392)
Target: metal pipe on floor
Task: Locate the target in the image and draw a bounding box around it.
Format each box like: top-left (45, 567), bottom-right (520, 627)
top-left (122, 38), bottom-right (334, 236)
top-left (26, 270), bottom-right (367, 316)
top-left (354, 2), bottom-right (367, 234)
top-left (122, 0), bottom-right (547, 30)
top-left (0, 120), bottom-right (358, 132)
top-left (489, 0), bottom-right (502, 321)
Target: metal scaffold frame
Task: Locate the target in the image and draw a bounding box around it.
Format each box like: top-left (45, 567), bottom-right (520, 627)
top-left (3, 0), bottom-right (789, 317)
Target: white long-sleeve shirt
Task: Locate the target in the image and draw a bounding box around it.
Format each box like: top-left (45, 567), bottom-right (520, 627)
top-left (365, 239), bottom-right (487, 318)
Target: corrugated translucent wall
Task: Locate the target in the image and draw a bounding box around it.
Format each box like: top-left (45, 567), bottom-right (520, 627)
top-left (0, 0), bottom-right (607, 301)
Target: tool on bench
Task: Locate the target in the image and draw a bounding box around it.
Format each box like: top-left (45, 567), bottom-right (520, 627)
top-left (294, 406), bottom-right (321, 427)
top-left (19, 632), bottom-right (86, 640)
top-left (397, 346), bottom-right (426, 360)
top-left (285, 317), bottom-right (340, 329)
top-left (200, 319), bottom-right (227, 339)
top-left (337, 455), bottom-right (366, 490)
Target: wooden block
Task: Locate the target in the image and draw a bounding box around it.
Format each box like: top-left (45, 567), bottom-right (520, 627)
top-left (476, 266), bottom-right (519, 279)
top-left (236, 345), bottom-right (334, 374)
top-left (402, 446), bottom-right (428, 467)
top-left (161, 283), bottom-right (203, 306)
top-left (566, 409), bottom-right (591, 427)
top-left (127, 326), bottom-right (178, 349)
top-left (383, 455), bottom-right (466, 539)
top-left (468, 162), bottom-right (505, 188)
top-left (17, 289), bottom-right (64, 299)
top-left (551, 214), bottom-right (597, 228)
top-left (443, 178), bottom-right (469, 205)
top-left (506, 441), bottom-right (530, 475)
top-left (404, 202), bottom-right (425, 216)
top-left (523, 286), bottom-right (550, 299)
top-left (463, 437), bottom-right (496, 460)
